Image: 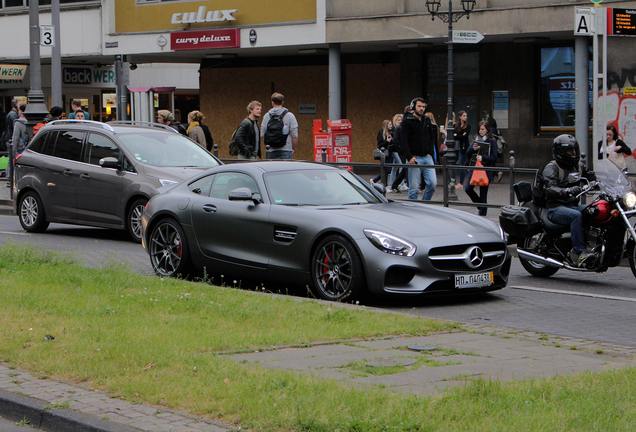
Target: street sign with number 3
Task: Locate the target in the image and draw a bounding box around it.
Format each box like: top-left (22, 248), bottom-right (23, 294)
top-left (40, 25), bottom-right (55, 47)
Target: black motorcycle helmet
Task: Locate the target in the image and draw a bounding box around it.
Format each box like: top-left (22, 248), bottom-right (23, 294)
top-left (553, 134), bottom-right (580, 167)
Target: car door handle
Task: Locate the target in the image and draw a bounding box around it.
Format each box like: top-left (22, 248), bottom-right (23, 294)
top-left (63, 169), bottom-right (74, 176)
top-left (79, 173), bottom-right (91, 180)
top-left (202, 204), bottom-right (217, 213)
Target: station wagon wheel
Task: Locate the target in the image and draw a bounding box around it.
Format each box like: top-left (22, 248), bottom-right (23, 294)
top-left (18, 191), bottom-right (49, 233)
top-left (127, 198), bottom-right (148, 243)
top-left (311, 234), bottom-right (364, 301)
top-left (149, 218), bottom-right (190, 277)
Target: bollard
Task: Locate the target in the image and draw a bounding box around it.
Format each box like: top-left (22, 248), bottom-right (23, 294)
top-left (509, 151), bottom-right (515, 205)
top-left (213, 144), bottom-right (218, 158)
top-left (321, 147), bottom-right (327, 163)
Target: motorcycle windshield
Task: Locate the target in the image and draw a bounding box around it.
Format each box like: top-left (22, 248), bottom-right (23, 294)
top-left (594, 159), bottom-right (633, 194)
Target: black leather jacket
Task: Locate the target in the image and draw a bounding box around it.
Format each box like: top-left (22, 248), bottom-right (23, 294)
top-left (236, 117), bottom-right (260, 158)
top-left (539, 160), bottom-right (594, 208)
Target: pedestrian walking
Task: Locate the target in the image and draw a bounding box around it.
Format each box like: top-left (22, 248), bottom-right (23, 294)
top-left (371, 119), bottom-right (393, 186)
top-left (235, 100), bottom-right (262, 160)
top-left (186, 110), bottom-right (206, 148)
top-left (453, 110), bottom-right (471, 189)
top-left (261, 93), bottom-right (298, 159)
top-left (598, 124), bottom-right (631, 170)
top-left (464, 120), bottom-right (498, 216)
top-left (401, 98), bottom-right (437, 201)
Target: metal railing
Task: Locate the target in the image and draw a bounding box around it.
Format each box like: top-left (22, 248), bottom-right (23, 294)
top-left (211, 145), bottom-right (636, 212)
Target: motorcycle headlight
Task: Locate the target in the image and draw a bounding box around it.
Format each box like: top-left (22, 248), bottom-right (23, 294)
top-left (364, 229), bottom-right (416, 257)
top-left (624, 192), bottom-right (636, 209)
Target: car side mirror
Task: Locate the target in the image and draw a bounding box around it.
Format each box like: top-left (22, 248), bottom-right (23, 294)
top-left (99, 157), bottom-right (120, 169)
top-left (229, 187), bottom-right (260, 205)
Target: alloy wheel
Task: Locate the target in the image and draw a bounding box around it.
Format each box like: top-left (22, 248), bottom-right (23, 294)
top-left (150, 221), bottom-right (183, 276)
top-left (314, 240), bottom-right (354, 300)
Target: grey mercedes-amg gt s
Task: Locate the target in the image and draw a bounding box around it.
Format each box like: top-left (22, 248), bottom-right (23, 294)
top-left (141, 161), bottom-right (511, 301)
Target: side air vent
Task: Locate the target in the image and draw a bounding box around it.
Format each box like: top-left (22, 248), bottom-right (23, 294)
top-left (274, 226), bottom-right (297, 243)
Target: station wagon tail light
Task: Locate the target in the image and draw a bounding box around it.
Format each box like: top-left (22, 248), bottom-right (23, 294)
top-left (364, 229), bottom-right (416, 257)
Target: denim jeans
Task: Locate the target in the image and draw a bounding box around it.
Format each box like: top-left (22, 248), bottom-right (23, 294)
top-left (267, 149), bottom-right (293, 160)
top-left (388, 151), bottom-right (402, 187)
top-left (547, 205), bottom-right (587, 252)
top-left (407, 155), bottom-right (437, 201)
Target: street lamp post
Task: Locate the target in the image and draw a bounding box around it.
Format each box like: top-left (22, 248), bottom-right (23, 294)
top-left (425, 0), bottom-right (476, 204)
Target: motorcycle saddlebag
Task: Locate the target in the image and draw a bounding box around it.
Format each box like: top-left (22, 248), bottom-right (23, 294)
top-left (499, 205), bottom-right (542, 237)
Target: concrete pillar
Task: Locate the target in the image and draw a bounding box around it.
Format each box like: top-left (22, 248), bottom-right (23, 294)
top-left (399, 48), bottom-right (423, 110)
top-left (329, 43), bottom-right (341, 120)
top-left (575, 36), bottom-right (590, 160)
top-left (51, 0), bottom-right (62, 108)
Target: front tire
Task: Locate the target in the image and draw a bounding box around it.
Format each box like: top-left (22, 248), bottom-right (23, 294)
top-left (127, 198), bottom-right (147, 243)
top-left (19, 191), bottom-right (49, 233)
top-left (149, 218), bottom-right (190, 277)
top-left (311, 235), bottom-right (365, 301)
top-left (518, 235), bottom-right (559, 277)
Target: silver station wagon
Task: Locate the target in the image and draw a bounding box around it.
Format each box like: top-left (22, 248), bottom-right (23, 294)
top-left (13, 120), bottom-right (221, 242)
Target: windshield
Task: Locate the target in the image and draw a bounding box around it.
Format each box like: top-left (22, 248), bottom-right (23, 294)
top-left (594, 159), bottom-right (634, 194)
top-left (117, 132), bottom-right (220, 168)
top-left (264, 169), bottom-right (385, 206)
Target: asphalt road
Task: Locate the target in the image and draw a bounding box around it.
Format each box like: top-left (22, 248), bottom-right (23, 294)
top-left (1, 215), bottom-right (635, 348)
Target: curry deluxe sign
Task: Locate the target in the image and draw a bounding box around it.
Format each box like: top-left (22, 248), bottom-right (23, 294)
top-left (171, 29), bottom-right (240, 50)
top-left (115, 0), bottom-right (316, 33)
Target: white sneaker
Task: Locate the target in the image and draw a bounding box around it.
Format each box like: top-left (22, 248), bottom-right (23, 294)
top-left (369, 179), bottom-right (377, 186)
top-left (386, 187), bottom-right (394, 193)
top-left (399, 184), bottom-right (409, 191)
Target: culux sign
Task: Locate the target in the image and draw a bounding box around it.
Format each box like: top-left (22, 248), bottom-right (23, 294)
top-left (170, 29), bottom-right (240, 51)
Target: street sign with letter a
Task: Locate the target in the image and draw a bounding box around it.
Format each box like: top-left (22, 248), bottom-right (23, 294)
top-left (575, 7), bottom-right (595, 35)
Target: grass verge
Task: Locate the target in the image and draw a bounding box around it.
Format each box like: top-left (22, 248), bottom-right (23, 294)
top-left (1, 244), bottom-right (635, 431)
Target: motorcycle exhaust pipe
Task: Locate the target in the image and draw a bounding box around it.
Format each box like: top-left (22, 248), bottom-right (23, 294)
top-left (517, 249), bottom-right (564, 268)
top-left (517, 249), bottom-right (588, 271)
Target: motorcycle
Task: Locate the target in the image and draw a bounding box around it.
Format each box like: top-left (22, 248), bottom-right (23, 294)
top-left (499, 159), bottom-right (636, 277)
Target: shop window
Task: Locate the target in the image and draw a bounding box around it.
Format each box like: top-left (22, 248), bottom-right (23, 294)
top-left (539, 46), bottom-right (593, 131)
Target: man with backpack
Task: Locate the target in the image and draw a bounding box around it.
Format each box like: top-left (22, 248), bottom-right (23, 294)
top-left (533, 134), bottom-right (596, 267)
top-left (260, 92), bottom-right (298, 159)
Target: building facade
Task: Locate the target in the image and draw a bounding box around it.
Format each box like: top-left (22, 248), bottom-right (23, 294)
top-left (1, 0), bottom-right (635, 167)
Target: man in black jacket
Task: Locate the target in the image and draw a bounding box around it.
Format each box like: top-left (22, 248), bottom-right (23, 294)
top-left (236, 101), bottom-right (262, 160)
top-left (536, 134), bottom-right (596, 267)
top-left (401, 98), bottom-right (437, 200)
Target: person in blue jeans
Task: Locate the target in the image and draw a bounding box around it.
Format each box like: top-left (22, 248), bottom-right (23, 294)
top-left (400, 98), bottom-right (437, 201)
top-left (536, 134), bottom-right (597, 267)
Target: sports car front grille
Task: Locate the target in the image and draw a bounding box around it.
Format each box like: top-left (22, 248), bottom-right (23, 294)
top-left (428, 243), bottom-right (506, 272)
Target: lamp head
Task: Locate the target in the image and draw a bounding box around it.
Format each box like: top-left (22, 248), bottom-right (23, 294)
top-left (425, 0), bottom-right (441, 15)
top-left (461, 0), bottom-right (476, 13)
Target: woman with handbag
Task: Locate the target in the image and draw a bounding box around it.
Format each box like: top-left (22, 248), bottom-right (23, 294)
top-left (464, 120), bottom-right (498, 216)
top-left (371, 119), bottom-right (393, 186)
top-left (598, 124), bottom-right (631, 170)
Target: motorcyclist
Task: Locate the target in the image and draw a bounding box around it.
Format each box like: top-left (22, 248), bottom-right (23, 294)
top-left (537, 134), bottom-right (596, 267)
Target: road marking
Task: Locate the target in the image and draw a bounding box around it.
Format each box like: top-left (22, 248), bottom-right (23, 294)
top-left (0, 231), bottom-right (29, 236)
top-left (512, 285), bottom-right (636, 302)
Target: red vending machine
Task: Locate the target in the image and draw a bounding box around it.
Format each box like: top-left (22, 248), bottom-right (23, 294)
top-left (313, 119), bottom-right (332, 162)
top-left (327, 119), bottom-right (353, 170)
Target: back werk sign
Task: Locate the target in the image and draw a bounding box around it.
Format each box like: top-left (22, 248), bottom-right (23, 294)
top-left (170, 28), bottom-right (240, 50)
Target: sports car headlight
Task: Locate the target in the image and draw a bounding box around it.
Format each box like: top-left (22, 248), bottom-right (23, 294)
top-left (624, 192), bottom-right (636, 209)
top-left (364, 229), bottom-right (416, 257)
